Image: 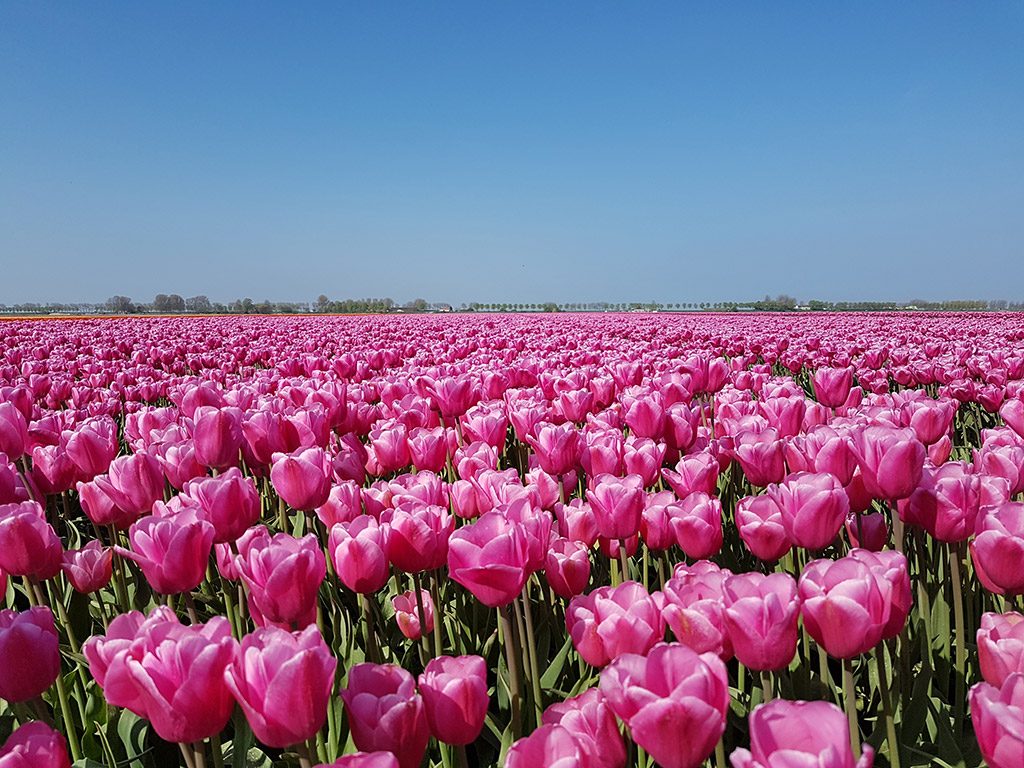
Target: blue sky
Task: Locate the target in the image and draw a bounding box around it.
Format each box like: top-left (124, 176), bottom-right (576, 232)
top-left (1, 2), bottom-right (1021, 305)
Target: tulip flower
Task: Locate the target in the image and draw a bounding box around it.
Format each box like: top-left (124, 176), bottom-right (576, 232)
top-left (329, 516), bottom-right (390, 594)
top-left (392, 589), bottom-right (434, 641)
top-left (225, 624), bottom-right (337, 749)
top-left (0, 403), bottom-right (29, 459)
top-left (670, 491), bottom-right (724, 559)
top-left (0, 721), bottom-right (71, 768)
top-left (447, 510), bottom-right (531, 607)
top-left (235, 526), bottom-right (326, 629)
top-left (769, 471), bottom-right (849, 551)
top-left (340, 663), bottom-right (430, 768)
top-left (600, 642), bottom-right (729, 768)
top-left (505, 724), bottom-right (588, 768)
top-left (182, 467), bottom-right (261, 543)
top-left (566, 581), bottom-right (664, 667)
top-left (661, 561), bottom-right (732, 658)
top-left (971, 673), bottom-right (1024, 768)
top-left (0, 501), bottom-right (63, 580)
top-left (730, 699), bottom-right (875, 768)
top-left (734, 429), bottom-right (786, 487)
top-left (722, 572), bottom-right (801, 672)
top-left (313, 755), bottom-right (399, 768)
top-left (735, 494), bottom-right (791, 562)
top-left (852, 426), bottom-right (924, 500)
top-left (270, 447), bottom-right (332, 511)
top-left (812, 367), bottom-right (855, 409)
top-left (191, 405), bottom-right (244, 470)
top-left (544, 537), bottom-right (591, 599)
top-left (0, 606), bottom-right (60, 703)
top-left (588, 473), bottom-right (646, 541)
top-left (382, 503), bottom-right (453, 574)
top-left (118, 510), bottom-right (214, 595)
top-left (661, 451), bottom-right (719, 499)
top-left (417, 654), bottom-right (488, 745)
top-left (845, 511), bottom-right (889, 551)
top-left (541, 688), bottom-right (626, 768)
top-left (978, 612), bottom-right (1024, 687)
top-left (61, 540), bottom-right (113, 593)
top-left (972, 502), bottom-right (1024, 595)
top-left (525, 422), bottom-right (579, 475)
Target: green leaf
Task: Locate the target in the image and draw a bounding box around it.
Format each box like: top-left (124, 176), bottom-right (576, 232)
top-left (539, 635), bottom-right (573, 690)
top-left (231, 709), bottom-right (256, 768)
top-left (116, 710), bottom-right (149, 768)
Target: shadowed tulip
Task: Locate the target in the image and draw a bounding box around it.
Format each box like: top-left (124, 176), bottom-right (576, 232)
top-left (978, 612), bottom-right (1024, 686)
top-left (0, 721), bottom-right (70, 768)
top-left (544, 537), bottom-right (591, 599)
top-left (541, 688), bottom-right (626, 768)
top-left (722, 572), bottom-right (800, 671)
top-left (0, 606), bottom-right (60, 703)
top-left (0, 501), bottom-right (63, 580)
top-left (61, 540), bottom-right (113, 594)
top-left (972, 502), bottom-right (1024, 596)
top-left (392, 590), bottom-right (433, 641)
top-left (971, 673), bottom-right (1024, 768)
top-left (418, 654), bottom-right (488, 745)
top-left (340, 663), bottom-right (430, 768)
top-left (505, 724), bottom-right (587, 768)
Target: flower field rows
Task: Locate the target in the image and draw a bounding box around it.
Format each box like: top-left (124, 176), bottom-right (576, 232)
top-left (2, 312), bottom-right (1024, 767)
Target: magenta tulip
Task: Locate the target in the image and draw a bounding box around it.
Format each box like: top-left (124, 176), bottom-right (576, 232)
top-left (0, 606), bottom-right (60, 703)
top-left (61, 540), bottom-right (113, 594)
top-left (447, 510), bottom-right (530, 607)
top-left (118, 510), bottom-right (214, 595)
top-left (722, 572), bottom-right (800, 671)
top-left (566, 581), bottom-right (664, 667)
top-left (769, 471), bottom-right (849, 551)
top-left (0, 501), bottom-right (63, 580)
top-left (971, 673), bottom-right (1024, 768)
top-left (270, 447), bottom-right (331, 511)
top-left (235, 527), bottom-right (326, 629)
top-left (0, 721), bottom-right (70, 768)
top-left (340, 663), bottom-right (430, 768)
top-left (329, 516), bottom-right (390, 594)
top-left (978, 612), bottom-right (1024, 686)
top-left (417, 654), bottom-right (488, 745)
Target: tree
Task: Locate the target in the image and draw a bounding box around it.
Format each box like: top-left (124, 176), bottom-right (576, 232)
top-left (105, 295), bottom-right (135, 314)
top-left (186, 295), bottom-right (212, 313)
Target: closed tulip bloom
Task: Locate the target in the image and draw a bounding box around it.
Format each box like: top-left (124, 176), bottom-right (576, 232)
top-left (847, 548), bottom-right (912, 640)
top-left (589, 473), bottom-right (646, 540)
top-left (65, 417), bottom-right (120, 480)
top-left (730, 699), bottom-right (874, 768)
top-left (447, 511), bottom-right (530, 607)
top-left (0, 721), bottom-right (70, 768)
top-left (978, 612), bottom-right (1024, 686)
top-left (971, 673), bottom-right (1024, 768)
top-left (30, 443), bottom-right (78, 496)
top-left (541, 688), bottom-right (626, 768)
top-left (580, 429), bottom-right (625, 478)
top-left (735, 494), bottom-right (791, 562)
top-left (600, 642), bottom-right (729, 768)
top-left (101, 451), bottom-right (166, 516)
top-left (183, 467), bottom-right (261, 543)
top-left (118, 511), bottom-right (214, 595)
top-left (1000, 399), bottom-right (1024, 440)
top-left (0, 606), bottom-right (60, 702)
top-left (972, 503), bottom-right (1024, 595)
top-left (623, 394), bottom-right (665, 439)
top-left (392, 590), bottom-right (433, 641)
top-left (852, 426), bottom-right (924, 500)
top-left (722, 572), bottom-right (800, 671)
top-left (623, 437), bottom-right (665, 487)
top-left (340, 663), bottom-right (430, 768)
top-left (661, 561), bottom-right (732, 659)
top-left (812, 367), bottom-right (855, 409)
top-left (661, 451), bottom-right (720, 498)
top-left (270, 447), bottom-right (332, 511)
top-left (786, 426), bottom-right (858, 486)
top-left (382, 503), bottom-right (453, 573)
top-left (83, 607), bottom-right (237, 743)
top-left (225, 625), bottom-right (337, 749)
top-left (368, 421), bottom-right (412, 475)
top-left (313, 755), bottom-right (399, 768)
top-left (798, 555), bottom-right (892, 658)
top-left (192, 405), bottom-right (244, 470)
top-left (407, 426), bottom-right (448, 473)
top-left (845, 511), bottom-right (889, 551)
top-left (545, 537), bottom-right (591, 599)
top-left (769, 472), bottom-right (849, 551)
top-left (526, 422), bottom-right (579, 476)
top-left (61, 540), bottom-right (113, 593)
top-left (0, 403), bottom-right (28, 460)
top-left (316, 480), bottom-right (364, 528)
top-left (329, 517), bottom-right (390, 594)
top-left (505, 724), bottom-right (588, 768)
top-left (901, 462), bottom-right (990, 543)
top-left (670, 492), bottom-right (724, 559)
top-left (417, 655), bottom-right (488, 745)
top-left (235, 527), bottom-right (326, 629)
top-left (0, 501), bottom-right (63, 580)
top-left (734, 430), bottom-right (786, 487)
top-left (566, 581), bottom-right (665, 667)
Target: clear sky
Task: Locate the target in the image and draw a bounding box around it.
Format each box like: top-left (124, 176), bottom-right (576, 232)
top-left (1, 2), bottom-right (1022, 306)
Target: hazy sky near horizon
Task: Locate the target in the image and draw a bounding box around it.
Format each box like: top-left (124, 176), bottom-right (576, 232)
top-left (2, 2), bottom-right (1022, 306)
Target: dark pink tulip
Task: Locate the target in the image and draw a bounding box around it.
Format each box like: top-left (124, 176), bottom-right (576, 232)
top-left (663, 402), bottom-right (699, 454)
top-left (566, 581), bottom-right (664, 667)
top-left (154, 440), bottom-right (207, 491)
top-left (418, 654), bottom-right (488, 745)
top-left (735, 494), bottom-right (791, 562)
top-left (235, 527), bottom-right (326, 629)
top-left (588, 473), bottom-right (646, 540)
top-left (118, 511), bottom-right (214, 595)
top-left (730, 699), bottom-right (874, 768)
top-left (316, 480), bottom-right (364, 527)
top-left (525, 422), bottom-right (579, 475)
top-left (999, 398), bottom-right (1024, 439)
top-left (77, 477), bottom-right (137, 530)
top-left (812, 367), bottom-right (854, 409)
top-left (978, 611), bottom-right (1024, 686)
top-left (848, 549), bottom-right (912, 641)
top-left (623, 393), bottom-right (665, 438)
top-left (798, 554), bottom-right (892, 658)
top-left (270, 447), bottom-right (331, 511)
top-left (407, 426), bottom-right (448, 473)
top-left (971, 673), bottom-right (1024, 768)
top-left (381, 503), bottom-right (453, 573)
top-left (670, 491), bottom-right (723, 559)
top-left (580, 430), bottom-right (624, 478)
top-left (784, 425), bottom-right (857, 485)
top-left (65, 417), bottom-right (119, 479)
top-left (661, 451), bottom-right (719, 498)
top-left (554, 498), bottom-right (599, 547)
top-left (447, 511), bottom-right (530, 607)
top-left (392, 589), bottom-right (434, 641)
top-left (769, 471), bottom-right (849, 551)
top-left (0, 501), bottom-right (63, 580)
top-left (61, 540), bottom-right (113, 593)
top-left (0, 402), bottom-right (28, 459)
top-left (722, 572), bottom-right (800, 671)
top-left (0, 721), bottom-right (70, 768)
top-left (901, 462), bottom-right (994, 543)
top-left (734, 429), bottom-right (787, 487)
top-left (641, 490), bottom-right (680, 551)
top-left (623, 437), bottom-right (665, 487)
top-left (505, 724), bottom-right (587, 768)
top-left (340, 663), bottom-right (430, 768)
top-left (600, 642), bottom-right (729, 768)
top-left (541, 688), bottom-right (626, 768)
top-left (661, 561), bottom-right (732, 658)
top-left (191, 405), bottom-right (243, 470)
top-left (225, 624), bottom-right (337, 749)
top-left (424, 376), bottom-right (478, 420)
top-left (544, 537), bottom-right (590, 599)
top-left (852, 426), bottom-right (924, 500)
top-left (100, 451), bottom-right (165, 516)
top-left (972, 503), bottom-right (1024, 595)
top-left (30, 443), bottom-right (78, 496)
top-left (368, 421), bottom-right (412, 475)
top-left (844, 510), bottom-right (889, 551)
top-left (313, 755), bottom-right (399, 768)
top-left (0, 606), bottom-right (60, 702)
top-left (329, 516), bottom-right (390, 594)
top-left (183, 467), bottom-right (261, 543)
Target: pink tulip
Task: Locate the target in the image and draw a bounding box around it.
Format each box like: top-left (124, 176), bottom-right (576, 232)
top-left (313, 755), bottom-right (399, 768)
top-left (192, 405), bottom-right (243, 470)
top-left (270, 447), bottom-right (332, 511)
top-left (65, 417), bottom-right (119, 479)
top-left (971, 673), bottom-right (1024, 768)
top-left (999, 398), bottom-right (1024, 439)
top-left (392, 590), bottom-right (434, 641)
top-left (735, 494), bottom-right (791, 562)
top-left (661, 561), bottom-right (732, 658)
top-left (730, 699), bottom-right (874, 768)
top-left (82, 606), bottom-right (237, 743)
top-left (623, 394), bottom-right (665, 438)
top-left (235, 527), bottom-right (326, 629)
top-left (525, 422), bottom-right (579, 476)
top-left (566, 581), bottom-right (665, 667)
top-left (541, 688), bottom-right (626, 768)
top-left (368, 421), bottom-right (412, 475)
top-left (447, 511), bottom-right (531, 607)
top-left (845, 511), bottom-right (889, 551)
top-left (600, 642), bottom-right (729, 768)
top-left (0, 501), bottom-right (63, 580)
top-left (0, 402), bottom-right (28, 460)
top-left (734, 429), bottom-right (786, 487)
top-left (588, 473), bottom-right (646, 541)
top-left (0, 606), bottom-right (60, 702)
top-left (182, 467), bottom-right (261, 543)
top-left (978, 612), bottom-right (1024, 686)
top-left (769, 471), bottom-right (849, 551)
top-left (30, 443), bottom-right (77, 496)
top-left (852, 426), bottom-right (924, 500)
top-left (61, 540), bottom-right (113, 593)
top-left (382, 503), bottom-right (453, 573)
top-left (972, 502), bottom-right (1024, 595)
top-left (225, 625), bottom-right (337, 748)
top-left (812, 367), bottom-right (854, 409)
top-left (118, 511), bottom-right (214, 595)
top-left (316, 480), bottom-right (364, 527)
top-left (901, 462), bottom-right (997, 543)
top-left (544, 537), bottom-right (591, 599)
top-left (407, 426), bottom-right (448, 473)
top-left (661, 451), bottom-right (719, 498)
top-left (99, 451), bottom-right (165, 516)
top-left (329, 516), bottom-right (390, 594)
top-left (0, 721), bottom-right (70, 768)
top-left (505, 724), bottom-right (588, 768)
top-left (722, 572), bottom-right (800, 671)
top-left (418, 654), bottom-right (488, 745)
top-left (670, 491), bottom-right (723, 559)
top-left (340, 663), bottom-right (430, 768)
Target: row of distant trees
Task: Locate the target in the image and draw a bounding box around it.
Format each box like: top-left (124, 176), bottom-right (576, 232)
top-left (1, 293), bottom-right (1021, 316)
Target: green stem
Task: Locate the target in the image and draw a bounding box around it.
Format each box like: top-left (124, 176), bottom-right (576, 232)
top-left (843, 658), bottom-right (860, 758)
top-left (210, 734), bottom-right (224, 768)
top-left (950, 542), bottom-right (966, 734)
top-left (760, 669), bottom-right (773, 702)
top-left (53, 670), bottom-right (82, 762)
top-left (520, 591), bottom-right (544, 722)
top-left (498, 603), bottom-right (522, 739)
top-left (875, 644), bottom-right (900, 768)
top-left (412, 572), bottom-right (432, 659)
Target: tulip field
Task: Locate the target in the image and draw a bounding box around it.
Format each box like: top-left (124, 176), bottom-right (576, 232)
top-left (4, 311), bottom-right (1024, 768)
